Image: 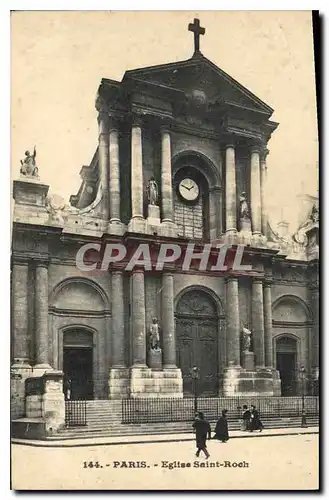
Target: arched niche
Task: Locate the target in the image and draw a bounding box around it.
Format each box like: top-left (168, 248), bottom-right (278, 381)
top-left (50, 277), bottom-right (110, 313)
top-left (272, 295), bottom-right (312, 324)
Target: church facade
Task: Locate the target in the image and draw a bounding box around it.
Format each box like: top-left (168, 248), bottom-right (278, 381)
top-left (11, 20), bottom-right (319, 415)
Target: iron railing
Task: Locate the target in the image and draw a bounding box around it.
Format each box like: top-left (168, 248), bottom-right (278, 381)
top-left (65, 400), bottom-right (87, 427)
top-left (121, 396), bottom-right (319, 424)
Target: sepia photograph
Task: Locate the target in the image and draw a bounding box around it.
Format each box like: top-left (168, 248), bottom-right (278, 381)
top-left (10, 9), bottom-right (319, 490)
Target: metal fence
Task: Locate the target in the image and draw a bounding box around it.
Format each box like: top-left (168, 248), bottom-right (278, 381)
top-left (65, 400), bottom-right (87, 427)
top-left (122, 396), bottom-right (319, 424)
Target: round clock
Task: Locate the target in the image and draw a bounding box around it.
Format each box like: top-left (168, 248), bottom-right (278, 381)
top-left (178, 178), bottom-right (200, 202)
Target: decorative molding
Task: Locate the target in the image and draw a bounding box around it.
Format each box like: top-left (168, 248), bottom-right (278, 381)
top-left (49, 306), bottom-right (111, 318)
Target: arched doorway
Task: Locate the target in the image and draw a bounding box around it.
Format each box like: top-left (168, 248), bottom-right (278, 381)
top-left (63, 329), bottom-right (94, 400)
top-left (176, 289), bottom-right (219, 396)
top-left (276, 336), bottom-right (298, 396)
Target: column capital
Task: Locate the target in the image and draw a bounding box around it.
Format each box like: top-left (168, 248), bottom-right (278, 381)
top-left (252, 276), bottom-right (264, 285)
top-left (111, 269), bottom-right (123, 276)
top-left (33, 257), bottom-right (50, 268)
top-left (108, 114), bottom-right (120, 133)
top-left (260, 147), bottom-right (270, 162)
top-left (159, 118), bottom-right (173, 134)
top-left (130, 112), bottom-right (144, 128)
top-left (263, 278), bottom-right (272, 287)
top-left (95, 93), bottom-right (109, 114)
top-left (131, 267), bottom-right (145, 275)
top-left (11, 255), bottom-right (29, 267)
top-left (225, 275), bottom-right (238, 283)
top-left (250, 144), bottom-right (262, 155)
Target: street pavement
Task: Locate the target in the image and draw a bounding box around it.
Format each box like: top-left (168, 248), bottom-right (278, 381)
top-left (11, 431), bottom-right (319, 490)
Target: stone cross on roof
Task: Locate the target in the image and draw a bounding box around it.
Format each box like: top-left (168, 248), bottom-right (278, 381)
top-left (188, 18), bottom-right (205, 54)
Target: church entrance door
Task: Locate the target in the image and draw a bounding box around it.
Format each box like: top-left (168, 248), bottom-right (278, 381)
top-left (63, 329), bottom-right (94, 400)
top-left (176, 290), bottom-right (218, 396)
top-left (276, 336), bottom-right (297, 396)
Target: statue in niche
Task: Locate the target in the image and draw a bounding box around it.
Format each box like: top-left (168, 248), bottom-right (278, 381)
top-left (239, 192), bottom-right (250, 220)
top-left (20, 146), bottom-right (38, 177)
top-left (149, 317), bottom-right (161, 350)
top-left (242, 326), bottom-right (252, 352)
top-left (147, 177), bottom-right (159, 206)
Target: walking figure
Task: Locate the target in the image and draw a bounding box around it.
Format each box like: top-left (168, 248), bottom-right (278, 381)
top-left (192, 412), bottom-right (211, 459)
top-left (242, 405), bottom-right (251, 431)
top-left (249, 404), bottom-right (264, 432)
top-left (213, 409), bottom-right (229, 442)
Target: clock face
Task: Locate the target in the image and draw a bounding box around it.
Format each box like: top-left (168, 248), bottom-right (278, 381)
top-left (178, 178), bottom-right (200, 202)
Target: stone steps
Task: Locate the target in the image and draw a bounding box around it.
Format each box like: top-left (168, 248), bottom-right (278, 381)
top-left (55, 416), bottom-right (319, 440)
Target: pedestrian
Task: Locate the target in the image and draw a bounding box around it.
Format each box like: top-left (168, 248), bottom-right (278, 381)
top-left (63, 376), bottom-right (71, 401)
top-left (213, 409), bottom-right (229, 442)
top-left (192, 411), bottom-right (211, 459)
top-left (242, 404), bottom-right (251, 431)
top-left (250, 404), bottom-right (264, 432)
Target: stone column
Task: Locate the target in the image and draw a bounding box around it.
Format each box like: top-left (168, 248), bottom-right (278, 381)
top-left (162, 273), bottom-right (176, 368)
top-left (225, 144), bottom-right (237, 234)
top-left (12, 261), bottom-right (30, 365)
top-left (260, 148), bottom-right (269, 236)
top-left (252, 277), bottom-right (265, 367)
top-left (250, 145), bottom-right (262, 235)
top-left (131, 269), bottom-right (146, 367)
top-left (111, 271), bottom-right (125, 367)
top-left (131, 116), bottom-right (144, 221)
top-left (225, 277), bottom-right (240, 366)
top-left (109, 117), bottom-right (121, 223)
top-left (97, 110), bottom-right (110, 219)
top-left (160, 126), bottom-right (173, 223)
top-left (263, 279), bottom-right (274, 368)
top-left (35, 261), bottom-right (51, 368)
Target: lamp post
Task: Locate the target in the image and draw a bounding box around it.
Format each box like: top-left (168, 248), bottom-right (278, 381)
top-left (300, 365), bottom-right (307, 428)
top-left (191, 366), bottom-right (200, 415)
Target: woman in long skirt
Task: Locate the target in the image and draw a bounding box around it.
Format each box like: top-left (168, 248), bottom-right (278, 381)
top-left (213, 409), bottom-right (229, 442)
top-left (250, 405), bottom-right (264, 432)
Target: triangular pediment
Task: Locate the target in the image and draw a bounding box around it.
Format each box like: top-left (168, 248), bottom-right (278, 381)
top-left (123, 53), bottom-right (273, 117)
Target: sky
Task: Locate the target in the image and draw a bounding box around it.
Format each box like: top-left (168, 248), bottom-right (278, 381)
top-left (11, 10), bottom-right (318, 232)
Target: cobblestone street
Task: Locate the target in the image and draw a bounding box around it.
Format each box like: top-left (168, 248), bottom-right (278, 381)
top-left (12, 433), bottom-right (319, 490)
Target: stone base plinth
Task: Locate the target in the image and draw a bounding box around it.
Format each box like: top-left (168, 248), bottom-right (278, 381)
top-left (242, 351), bottom-right (255, 370)
top-left (30, 364), bottom-right (53, 378)
top-left (251, 233), bottom-right (267, 248)
top-left (11, 360), bottom-right (32, 420)
top-left (146, 205), bottom-right (161, 229)
top-left (221, 366), bottom-right (281, 396)
top-left (238, 226), bottom-right (252, 245)
top-left (158, 221), bottom-right (179, 238)
top-left (128, 217), bottom-right (146, 234)
top-left (130, 367), bottom-right (183, 398)
top-left (23, 370), bottom-right (65, 436)
top-left (108, 368), bottom-right (130, 399)
top-left (148, 349), bottom-right (162, 370)
top-left (223, 230), bottom-right (238, 245)
top-left (108, 220), bottom-right (126, 236)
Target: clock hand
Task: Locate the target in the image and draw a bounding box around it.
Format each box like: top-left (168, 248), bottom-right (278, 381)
top-left (181, 184), bottom-right (192, 191)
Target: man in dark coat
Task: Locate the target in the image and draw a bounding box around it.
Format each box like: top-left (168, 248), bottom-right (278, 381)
top-left (192, 412), bottom-right (211, 458)
top-left (213, 409), bottom-right (229, 442)
top-left (242, 405), bottom-right (251, 431)
top-left (250, 405), bottom-right (264, 432)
